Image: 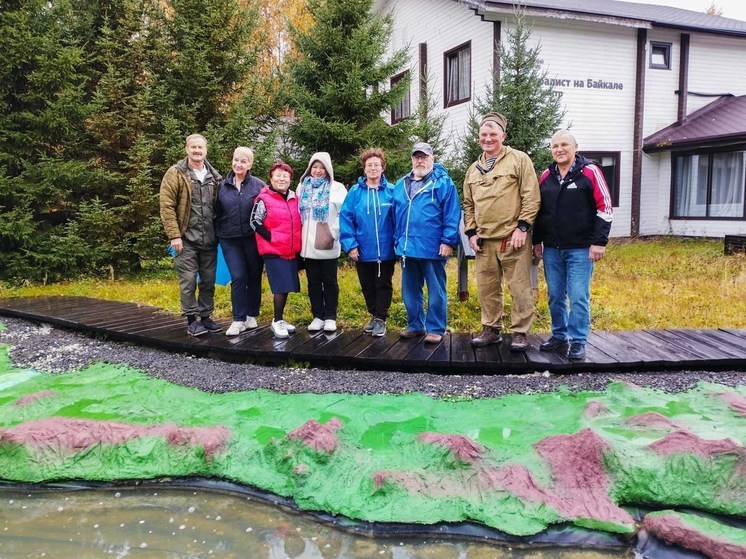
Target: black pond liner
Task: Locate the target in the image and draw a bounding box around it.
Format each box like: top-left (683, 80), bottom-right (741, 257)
top-left (1, 478), bottom-right (733, 558)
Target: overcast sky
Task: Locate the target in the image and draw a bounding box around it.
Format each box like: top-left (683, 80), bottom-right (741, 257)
top-left (625, 0), bottom-right (746, 22)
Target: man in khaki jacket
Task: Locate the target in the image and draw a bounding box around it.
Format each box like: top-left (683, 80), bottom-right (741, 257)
top-left (160, 134), bottom-right (223, 337)
top-left (463, 113), bottom-right (540, 352)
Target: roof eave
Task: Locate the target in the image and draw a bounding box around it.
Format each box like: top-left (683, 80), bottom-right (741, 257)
top-left (643, 134), bottom-right (746, 153)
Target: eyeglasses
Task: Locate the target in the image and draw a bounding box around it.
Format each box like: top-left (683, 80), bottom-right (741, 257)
top-left (364, 163), bottom-right (382, 168)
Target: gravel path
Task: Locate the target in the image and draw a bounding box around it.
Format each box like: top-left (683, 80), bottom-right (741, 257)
top-left (1, 317), bottom-right (744, 398)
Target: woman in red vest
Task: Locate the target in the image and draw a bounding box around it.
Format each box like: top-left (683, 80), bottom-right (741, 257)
top-left (250, 162), bottom-right (302, 339)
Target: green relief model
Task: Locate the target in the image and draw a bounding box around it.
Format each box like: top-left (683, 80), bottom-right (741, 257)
top-left (1, 343), bottom-right (745, 551)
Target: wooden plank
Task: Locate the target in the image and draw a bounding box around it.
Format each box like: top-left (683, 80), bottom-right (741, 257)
top-left (472, 340), bottom-right (500, 371)
top-left (426, 334), bottom-right (452, 373)
top-left (719, 328), bottom-right (746, 340)
top-left (693, 329), bottom-right (746, 358)
top-left (287, 331), bottom-right (346, 364)
top-left (378, 338), bottom-right (421, 369)
top-left (610, 330), bottom-right (701, 367)
top-left (354, 332), bottom-right (403, 367)
top-left (525, 334), bottom-right (572, 371)
top-left (0, 297), bottom-right (110, 319)
top-left (331, 331), bottom-right (393, 368)
top-left (449, 333), bottom-right (476, 373)
top-left (0, 296), bottom-right (89, 312)
top-left (404, 334), bottom-right (449, 370)
top-left (639, 329), bottom-right (715, 365)
top-left (645, 330), bottom-right (722, 361)
top-left (587, 331), bottom-right (646, 367)
top-left (303, 330), bottom-right (362, 366)
top-left (668, 329), bottom-right (746, 360)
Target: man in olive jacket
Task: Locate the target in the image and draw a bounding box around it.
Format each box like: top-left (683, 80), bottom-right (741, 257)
top-left (160, 134), bottom-right (223, 337)
top-left (463, 113), bottom-right (540, 352)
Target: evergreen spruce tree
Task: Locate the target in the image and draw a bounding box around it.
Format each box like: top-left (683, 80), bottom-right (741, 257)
top-left (285, 0), bottom-right (411, 184)
top-left (0, 0), bottom-right (277, 281)
top-left (454, 8), bottom-right (565, 184)
top-left (0, 0), bottom-right (101, 280)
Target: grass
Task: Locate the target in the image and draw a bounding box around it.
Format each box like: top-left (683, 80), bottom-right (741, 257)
top-left (1, 237), bottom-right (744, 332)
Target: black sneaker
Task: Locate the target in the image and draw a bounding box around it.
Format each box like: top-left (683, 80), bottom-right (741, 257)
top-left (540, 336), bottom-right (568, 352)
top-left (568, 342), bottom-right (586, 360)
top-left (200, 317), bottom-right (222, 333)
top-left (187, 321), bottom-right (208, 337)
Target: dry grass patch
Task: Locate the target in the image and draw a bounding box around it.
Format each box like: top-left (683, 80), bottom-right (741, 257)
top-left (1, 238), bottom-right (744, 332)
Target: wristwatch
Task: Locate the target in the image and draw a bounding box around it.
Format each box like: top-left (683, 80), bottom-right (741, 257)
top-left (517, 222), bottom-right (529, 233)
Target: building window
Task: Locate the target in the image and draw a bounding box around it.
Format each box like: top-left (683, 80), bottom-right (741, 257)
top-left (650, 42), bottom-right (672, 69)
top-left (391, 71), bottom-right (410, 124)
top-left (444, 41), bottom-right (471, 107)
top-left (672, 149), bottom-right (746, 218)
top-left (583, 152), bottom-right (620, 207)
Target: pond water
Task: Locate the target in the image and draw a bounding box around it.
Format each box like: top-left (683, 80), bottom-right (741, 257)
top-left (0, 487), bottom-right (633, 558)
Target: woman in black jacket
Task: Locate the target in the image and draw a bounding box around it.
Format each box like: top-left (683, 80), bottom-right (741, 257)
top-left (215, 147), bottom-right (266, 336)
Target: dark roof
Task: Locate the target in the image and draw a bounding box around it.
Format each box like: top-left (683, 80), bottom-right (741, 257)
top-left (460, 0), bottom-right (746, 36)
top-left (643, 95), bottom-right (746, 152)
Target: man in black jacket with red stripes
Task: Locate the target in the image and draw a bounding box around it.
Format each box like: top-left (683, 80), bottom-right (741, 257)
top-left (533, 130), bottom-right (613, 360)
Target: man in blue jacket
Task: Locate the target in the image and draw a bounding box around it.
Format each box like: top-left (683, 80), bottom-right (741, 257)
top-left (393, 142), bottom-right (462, 344)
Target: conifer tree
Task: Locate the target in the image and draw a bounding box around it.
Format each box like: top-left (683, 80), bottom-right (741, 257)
top-left (454, 9), bottom-right (565, 184)
top-left (0, 0), bottom-right (100, 280)
top-left (284, 0), bottom-right (411, 184)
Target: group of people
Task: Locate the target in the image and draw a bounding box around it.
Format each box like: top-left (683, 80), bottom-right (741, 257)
top-left (159, 112), bottom-right (612, 360)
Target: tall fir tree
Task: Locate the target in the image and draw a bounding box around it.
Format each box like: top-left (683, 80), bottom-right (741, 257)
top-left (0, 0), bottom-right (102, 280)
top-left (453, 8), bottom-right (565, 186)
top-left (285, 0), bottom-right (412, 184)
top-left (0, 0), bottom-right (279, 281)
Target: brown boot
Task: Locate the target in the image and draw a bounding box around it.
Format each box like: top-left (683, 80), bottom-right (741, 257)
top-left (471, 326), bottom-right (502, 347)
top-left (510, 332), bottom-right (529, 352)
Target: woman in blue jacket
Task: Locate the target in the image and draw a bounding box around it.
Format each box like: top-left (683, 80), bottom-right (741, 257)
top-left (339, 148), bottom-right (395, 337)
top-left (215, 147), bottom-right (266, 336)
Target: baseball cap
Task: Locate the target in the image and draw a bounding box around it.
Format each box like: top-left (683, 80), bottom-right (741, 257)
top-left (411, 142), bottom-right (434, 156)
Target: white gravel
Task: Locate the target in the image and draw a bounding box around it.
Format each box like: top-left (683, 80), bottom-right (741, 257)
top-left (1, 317), bottom-right (744, 398)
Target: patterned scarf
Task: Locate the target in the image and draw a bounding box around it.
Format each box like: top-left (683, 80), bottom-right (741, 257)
top-left (299, 175), bottom-right (330, 223)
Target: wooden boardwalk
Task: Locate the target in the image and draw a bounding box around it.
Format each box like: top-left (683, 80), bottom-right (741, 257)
top-left (1, 296), bottom-right (745, 374)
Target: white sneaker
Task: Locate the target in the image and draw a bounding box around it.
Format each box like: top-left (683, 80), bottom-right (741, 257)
top-left (324, 319), bottom-right (337, 332)
top-left (284, 321), bottom-right (296, 333)
top-left (226, 320), bottom-right (247, 336)
top-left (244, 316), bottom-right (258, 329)
top-left (308, 317), bottom-right (325, 331)
top-left (271, 320), bottom-right (289, 339)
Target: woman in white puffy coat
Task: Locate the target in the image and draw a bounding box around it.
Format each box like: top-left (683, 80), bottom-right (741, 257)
top-left (296, 152), bottom-right (348, 332)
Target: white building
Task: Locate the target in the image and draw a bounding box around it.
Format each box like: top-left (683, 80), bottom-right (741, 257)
top-left (375, 0), bottom-right (746, 238)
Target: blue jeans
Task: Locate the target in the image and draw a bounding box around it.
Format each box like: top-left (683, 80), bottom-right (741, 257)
top-left (219, 236), bottom-right (264, 320)
top-left (542, 247), bottom-right (594, 344)
top-left (401, 258), bottom-right (448, 335)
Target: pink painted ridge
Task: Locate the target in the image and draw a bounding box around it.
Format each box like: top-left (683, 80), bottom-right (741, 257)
top-left (375, 429), bottom-right (633, 530)
top-left (418, 432), bottom-right (484, 462)
top-left (649, 430), bottom-right (744, 458)
top-left (0, 417), bottom-right (230, 461)
top-left (286, 417), bottom-right (342, 454)
top-left (721, 392), bottom-right (746, 417)
top-left (533, 429), bottom-right (633, 527)
top-left (13, 391), bottom-right (58, 407)
top-left (583, 401), bottom-right (610, 418)
top-left (625, 412), bottom-right (681, 430)
top-left (643, 512), bottom-right (746, 559)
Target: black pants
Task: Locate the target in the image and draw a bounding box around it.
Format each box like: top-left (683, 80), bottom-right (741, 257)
top-left (355, 259), bottom-right (395, 320)
top-left (304, 258), bottom-right (339, 320)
